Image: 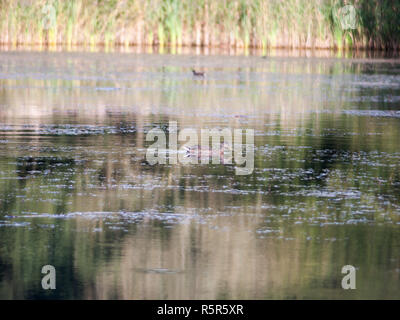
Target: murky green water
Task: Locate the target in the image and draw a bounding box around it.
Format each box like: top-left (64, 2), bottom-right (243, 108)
top-left (0, 50), bottom-right (399, 299)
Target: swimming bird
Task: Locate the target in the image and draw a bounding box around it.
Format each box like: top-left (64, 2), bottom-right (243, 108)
top-left (192, 69), bottom-right (205, 77)
top-left (184, 143), bottom-right (232, 163)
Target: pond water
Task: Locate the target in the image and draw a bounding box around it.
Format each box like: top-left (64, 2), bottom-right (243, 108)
top-left (0, 50), bottom-right (399, 299)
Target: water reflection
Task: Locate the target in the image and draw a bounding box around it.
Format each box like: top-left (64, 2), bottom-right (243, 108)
top-left (0, 51), bottom-right (399, 299)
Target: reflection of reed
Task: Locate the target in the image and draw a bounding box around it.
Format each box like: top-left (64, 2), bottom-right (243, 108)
top-left (2, 125), bottom-right (400, 218)
top-left (84, 216), bottom-right (400, 299)
top-left (0, 53), bottom-right (367, 123)
top-left (1, 128), bottom-right (400, 298)
top-left (1, 53), bottom-right (400, 299)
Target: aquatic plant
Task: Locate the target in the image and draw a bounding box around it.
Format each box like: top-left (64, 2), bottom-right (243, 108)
top-left (0, 0), bottom-right (399, 49)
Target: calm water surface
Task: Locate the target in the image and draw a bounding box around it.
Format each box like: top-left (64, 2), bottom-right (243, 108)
top-left (0, 50), bottom-right (399, 299)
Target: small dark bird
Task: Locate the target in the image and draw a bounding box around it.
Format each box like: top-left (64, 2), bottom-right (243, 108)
top-left (192, 69), bottom-right (205, 77)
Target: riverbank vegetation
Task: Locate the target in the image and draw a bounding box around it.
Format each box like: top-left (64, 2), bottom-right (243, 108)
top-left (0, 0), bottom-right (399, 50)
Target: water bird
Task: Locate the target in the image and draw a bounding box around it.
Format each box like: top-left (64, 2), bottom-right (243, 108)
top-left (192, 69), bottom-right (205, 77)
top-left (184, 143), bottom-right (231, 162)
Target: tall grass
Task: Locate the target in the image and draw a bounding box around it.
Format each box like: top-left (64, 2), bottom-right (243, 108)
top-left (0, 0), bottom-right (399, 49)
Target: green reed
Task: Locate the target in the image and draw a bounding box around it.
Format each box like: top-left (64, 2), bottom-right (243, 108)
top-left (0, 0), bottom-right (398, 49)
